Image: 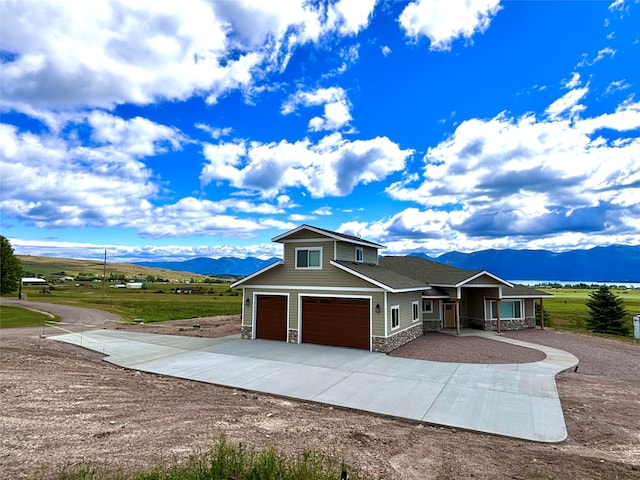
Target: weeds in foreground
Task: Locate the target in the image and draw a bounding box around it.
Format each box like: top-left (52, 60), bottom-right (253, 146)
top-left (40, 436), bottom-right (365, 480)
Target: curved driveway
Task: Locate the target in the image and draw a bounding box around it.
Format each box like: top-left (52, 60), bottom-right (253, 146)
top-left (0, 298), bottom-right (122, 338)
top-left (3, 299), bottom-right (578, 442)
top-left (50, 326), bottom-right (578, 443)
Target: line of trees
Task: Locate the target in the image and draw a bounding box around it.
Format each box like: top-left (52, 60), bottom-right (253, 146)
top-left (0, 236), bottom-right (23, 294)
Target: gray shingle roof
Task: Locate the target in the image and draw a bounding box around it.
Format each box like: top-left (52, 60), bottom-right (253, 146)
top-left (332, 260), bottom-right (429, 292)
top-left (379, 255), bottom-right (485, 286)
top-left (379, 255), bottom-right (551, 297)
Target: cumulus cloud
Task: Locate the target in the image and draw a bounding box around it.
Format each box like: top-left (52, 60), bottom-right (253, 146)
top-left (385, 89), bottom-right (640, 247)
top-left (0, 0), bottom-right (378, 113)
top-left (9, 237), bottom-right (282, 263)
top-left (398, 0), bottom-right (502, 50)
top-left (282, 87), bottom-right (353, 131)
top-left (201, 133), bottom-right (413, 198)
top-left (0, 116), bottom-right (294, 238)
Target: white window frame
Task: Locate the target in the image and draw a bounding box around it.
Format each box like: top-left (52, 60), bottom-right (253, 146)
top-left (355, 246), bottom-right (364, 262)
top-left (422, 299), bottom-right (433, 313)
top-left (295, 247), bottom-right (322, 270)
top-left (412, 301), bottom-right (420, 323)
top-left (391, 305), bottom-right (400, 330)
top-left (490, 300), bottom-right (523, 320)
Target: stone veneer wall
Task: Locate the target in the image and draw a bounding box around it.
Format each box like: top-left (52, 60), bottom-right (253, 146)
top-left (469, 317), bottom-right (536, 331)
top-left (372, 323), bottom-right (423, 353)
top-left (422, 320), bottom-right (441, 332)
top-left (240, 326), bottom-right (252, 339)
top-left (288, 329), bottom-right (298, 343)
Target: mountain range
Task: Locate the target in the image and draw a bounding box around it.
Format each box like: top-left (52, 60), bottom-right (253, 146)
top-left (134, 245), bottom-right (639, 282)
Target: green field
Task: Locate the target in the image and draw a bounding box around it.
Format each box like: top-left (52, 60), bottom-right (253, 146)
top-left (541, 287), bottom-right (640, 336)
top-left (0, 305), bottom-right (59, 328)
top-left (14, 282), bottom-right (242, 323)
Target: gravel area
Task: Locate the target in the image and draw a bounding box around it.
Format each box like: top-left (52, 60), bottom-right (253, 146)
top-left (504, 328), bottom-right (640, 381)
top-left (2, 305), bottom-right (639, 479)
top-left (390, 331), bottom-right (547, 364)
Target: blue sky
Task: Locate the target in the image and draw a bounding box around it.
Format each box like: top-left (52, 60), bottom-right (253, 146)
top-left (1, 0), bottom-right (639, 263)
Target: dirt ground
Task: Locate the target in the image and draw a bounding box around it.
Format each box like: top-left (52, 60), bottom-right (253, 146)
top-left (1, 313), bottom-right (639, 480)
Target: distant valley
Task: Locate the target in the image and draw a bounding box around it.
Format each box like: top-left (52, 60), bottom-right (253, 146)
top-left (135, 245), bottom-right (640, 282)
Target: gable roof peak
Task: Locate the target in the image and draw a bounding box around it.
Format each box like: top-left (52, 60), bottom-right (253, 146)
top-left (272, 224), bottom-right (385, 248)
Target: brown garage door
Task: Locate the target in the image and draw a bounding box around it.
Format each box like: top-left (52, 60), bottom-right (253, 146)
top-left (256, 295), bottom-right (287, 341)
top-left (301, 297), bottom-right (370, 350)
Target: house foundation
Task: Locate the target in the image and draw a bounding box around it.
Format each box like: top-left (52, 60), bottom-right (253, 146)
top-left (372, 323), bottom-right (423, 353)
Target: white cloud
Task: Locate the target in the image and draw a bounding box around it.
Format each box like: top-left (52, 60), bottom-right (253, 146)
top-left (282, 87), bottom-right (353, 132)
top-left (398, 0), bottom-right (502, 51)
top-left (0, 117), bottom-right (295, 238)
top-left (313, 207), bottom-right (333, 216)
top-left (10, 237), bottom-right (282, 263)
top-left (381, 45), bottom-right (392, 57)
top-left (200, 133), bottom-right (413, 198)
top-left (0, 0), bottom-right (378, 114)
top-left (577, 47), bottom-right (616, 67)
top-left (545, 87), bottom-right (588, 119)
top-left (195, 124), bottom-right (233, 140)
top-left (385, 90), bottom-right (640, 246)
top-left (563, 72), bottom-right (581, 89)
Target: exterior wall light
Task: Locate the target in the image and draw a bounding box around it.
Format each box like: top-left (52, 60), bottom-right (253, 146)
top-left (375, 303), bottom-right (380, 313)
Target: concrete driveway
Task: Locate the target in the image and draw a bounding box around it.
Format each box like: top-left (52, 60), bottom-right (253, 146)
top-left (51, 329), bottom-right (577, 443)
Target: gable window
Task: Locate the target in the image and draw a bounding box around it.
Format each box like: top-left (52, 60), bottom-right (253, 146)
top-left (296, 247), bottom-right (322, 269)
top-left (355, 247), bottom-right (364, 262)
top-left (412, 301), bottom-right (420, 322)
top-left (490, 300), bottom-right (522, 319)
top-left (422, 300), bottom-right (433, 313)
top-left (391, 305), bottom-right (400, 330)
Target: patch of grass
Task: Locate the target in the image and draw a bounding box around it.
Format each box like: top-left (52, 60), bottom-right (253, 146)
top-left (542, 287), bottom-right (640, 338)
top-left (0, 305), bottom-right (59, 328)
top-left (47, 437), bottom-right (365, 480)
top-left (13, 283), bottom-right (241, 323)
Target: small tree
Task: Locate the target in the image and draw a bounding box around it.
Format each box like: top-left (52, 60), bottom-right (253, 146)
top-left (586, 286), bottom-right (630, 336)
top-left (0, 236), bottom-right (23, 294)
top-left (535, 302), bottom-right (551, 327)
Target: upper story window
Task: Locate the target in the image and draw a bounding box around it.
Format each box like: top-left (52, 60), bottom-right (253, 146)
top-left (296, 247), bottom-right (322, 269)
top-left (355, 247), bottom-right (364, 262)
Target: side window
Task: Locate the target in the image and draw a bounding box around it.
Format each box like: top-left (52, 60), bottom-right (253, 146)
top-left (412, 301), bottom-right (420, 322)
top-left (391, 305), bottom-right (400, 329)
top-left (356, 247), bottom-right (364, 262)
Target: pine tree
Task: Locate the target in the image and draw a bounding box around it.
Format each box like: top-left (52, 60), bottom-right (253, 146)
top-left (0, 236), bottom-right (23, 294)
top-left (585, 286), bottom-right (630, 336)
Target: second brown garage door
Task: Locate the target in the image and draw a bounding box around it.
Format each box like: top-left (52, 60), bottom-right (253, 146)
top-left (301, 297), bottom-right (370, 350)
top-left (256, 295), bottom-right (287, 341)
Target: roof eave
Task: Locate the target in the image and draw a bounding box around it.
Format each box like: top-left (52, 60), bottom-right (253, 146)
top-left (230, 260), bottom-right (283, 288)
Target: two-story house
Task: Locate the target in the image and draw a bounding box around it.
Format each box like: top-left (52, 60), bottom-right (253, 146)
top-left (231, 224), bottom-right (551, 352)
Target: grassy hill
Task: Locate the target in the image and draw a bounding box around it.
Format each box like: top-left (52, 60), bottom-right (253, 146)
top-left (17, 255), bottom-right (205, 282)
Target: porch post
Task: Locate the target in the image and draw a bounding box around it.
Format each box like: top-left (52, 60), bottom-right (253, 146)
top-left (496, 299), bottom-right (501, 334)
top-left (455, 299), bottom-right (461, 336)
top-left (540, 298), bottom-right (545, 330)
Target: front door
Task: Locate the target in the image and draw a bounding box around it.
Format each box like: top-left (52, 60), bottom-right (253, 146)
top-left (444, 303), bottom-right (456, 328)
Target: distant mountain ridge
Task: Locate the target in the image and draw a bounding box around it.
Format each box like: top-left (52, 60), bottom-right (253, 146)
top-left (427, 245), bottom-right (640, 282)
top-left (133, 245), bottom-right (639, 282)
top-left (134, 256), bottom-right (280, 276)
